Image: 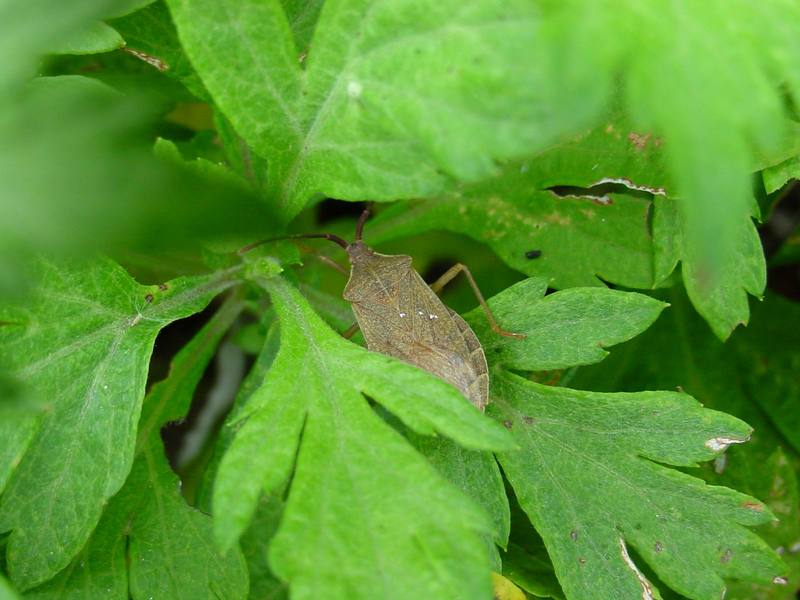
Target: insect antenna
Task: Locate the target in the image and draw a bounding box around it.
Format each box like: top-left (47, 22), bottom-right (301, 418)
top-left (354, 204), bottom-right (372, 241)
top-left (237, 232), bottom-right (349, 255)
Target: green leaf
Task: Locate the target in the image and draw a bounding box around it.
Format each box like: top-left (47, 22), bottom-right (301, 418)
top-left (653, 196), bottom-right (766, 340)
top-left (48, 21), bottom-right (124, 55)
top-left (214, 277), bottom-right (513, 598)
top-left (0, 380), bottom-right (40, 498)
top-left (569, 286), bottom-right (800, 598)
top-left (533, 1), bottom-right (800, 336)
top-left (763, 156), bottom-right (800, 195)
top-left (500, 543), bottom-right (563, 600)
top-left (238, 494), bottom-right (288, 600)
top-left (0, 257), bottom-right (240, 590)
top-left (367, 167), bottom-right (655, 290)
top-left (106, 0), bottom-right (159, 19)
top-left (363, 109), bottom-right (765, 340)
top-left (0, 75), bottom-right (281, 298)
top-left (407, 434), bottom-right (510, 568)
top-left (492, 371), bottom-right (785, 600)
top-left (195, 319), bottom-right (282, 513)
top-left (123, 295), bottom-right (248, 600)
top-left (0, 0), bottom-right (120, 93)
top-left (0, 575), bottom-right (20, 600)
top-left (136, 295), bottom-right (248, 598)
top-left (463, 278), bottom-right (667, 371)
top-left (0, 419), bottom-right (38, 497)
top-left (126, 438), bottom-right (249, 600)
top-left (734, 293), bottom-right (800, 454)
top-left (717, 447), bottom-right (800, 600)
top-left (167, 0), bottom-right (552, 220)
top-left (279, 0), bottom-right (324, 54)
top-left (110, 1), bottom-right (207, 98)
top-left (24, 492), bottom-right (130, 600)
top-left (23, 295), bottom-right (248, 599)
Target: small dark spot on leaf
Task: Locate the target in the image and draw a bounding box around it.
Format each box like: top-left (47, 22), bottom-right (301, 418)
top-left (525, 249), bottom-right (542, 259)
top-left (523, 416), bottom-right (535, 425)
top-left (721, 549), bottom-right (732, 563)
top-left (494, 347), bottom-right (502, 354)
top-left (502, 420), bottom-right (513, 430)
top-left (145, 294), bottom-right (154, 303)
top-left (570, 530), bottom-right (578, 541)
top-left (654, 541), bottom-right (663, 553)
top-left (578, 557), bottom-right (586, 566)
top-left (158, 283), bottom-right (168, 291)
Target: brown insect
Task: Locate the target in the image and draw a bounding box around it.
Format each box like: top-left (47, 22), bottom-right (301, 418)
top-left (241, 207), bottom-right (523, 411)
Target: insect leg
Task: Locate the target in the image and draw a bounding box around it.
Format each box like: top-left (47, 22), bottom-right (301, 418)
top-left (429, 263), bottom-right (526, 339)
top-left (314, 254), bottom-right (348, 275)
top-left (342, 322), bottom-right (360, 339)
top-left (294, 243), bottom-right (348, 276)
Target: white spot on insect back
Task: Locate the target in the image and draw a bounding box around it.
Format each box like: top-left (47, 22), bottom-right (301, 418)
top-left (417, 310), bottom-right (424, 316)
top-left (429, 314), bottom-right (438, 320)
top-left (399, 312), bottom-right (406, 318)
top-left (347, 81), bottom-right (363, 98)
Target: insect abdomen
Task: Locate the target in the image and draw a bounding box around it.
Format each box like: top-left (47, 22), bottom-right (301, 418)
top-left (349, 268), bottom-right (490, 411)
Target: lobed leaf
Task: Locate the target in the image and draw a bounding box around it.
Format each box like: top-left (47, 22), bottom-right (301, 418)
top-left (533, 0), bottom-right (800, 339)
top-left (365, 111), bottom-right (769, 340)
top-left (492, 372), bottom-right (785, 600)
top-left (652, 197), bottom-right (766, 341)
top-left (214, 277), bottom-right (514, 599)
top-left (464, 278), bottom-right (667, 371)
top-left (23, 294), bottom-right (248, 599)
top-left (569, 286), bottom-right (800, 598)
top-left (0, 257), bottom-right (239, 589)
top-left (168, 0), bottom-right (552, 220)
top-left (367, 166), bottom-right (655, 290)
